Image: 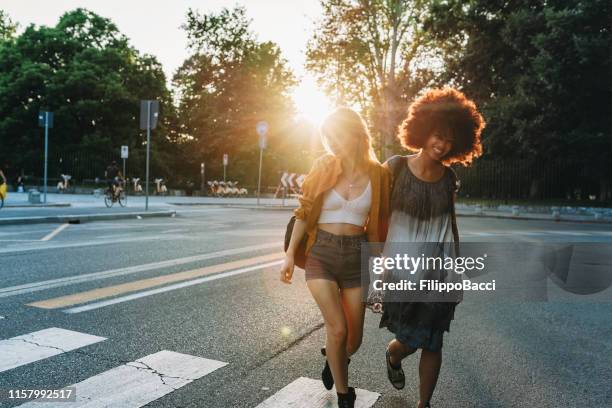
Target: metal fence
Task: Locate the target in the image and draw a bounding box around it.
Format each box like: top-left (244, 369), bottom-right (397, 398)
top-left (8, 152), bottom-right (612, 203)
top-left (453, 159), bottom-right (612, 202)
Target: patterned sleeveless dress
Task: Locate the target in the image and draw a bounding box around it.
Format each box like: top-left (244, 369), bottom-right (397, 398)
top-left (379, 155), bottom-right (460, 352)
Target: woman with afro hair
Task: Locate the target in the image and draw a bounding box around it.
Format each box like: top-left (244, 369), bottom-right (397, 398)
top-left (380, 88), bottom-right (485, 408)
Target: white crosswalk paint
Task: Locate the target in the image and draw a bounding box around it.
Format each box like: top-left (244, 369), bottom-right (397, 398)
top-left (40, 223), bottom-right (70, 241)
top-left (0, 328), bottom-right (106, 373)
top-left (255, 377), bottom-right (380, 408)
top-left (17, 350), bottom-right (227, 407)
top-left (63, 260), bottom-right (283, 314)
top-left (0, 241), bottom-right (282, 298)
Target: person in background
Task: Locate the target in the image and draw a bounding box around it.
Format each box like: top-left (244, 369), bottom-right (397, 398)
top-left (105, 160), bottom-right (123, 198)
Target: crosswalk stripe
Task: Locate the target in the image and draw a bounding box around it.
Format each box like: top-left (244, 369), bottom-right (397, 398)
top-left (28, 252), bottom-right (283, 310)
top-left (0, 328), bottom-right (106, 373)
top-left (63, 260), bottom-right (283, 314)
top-left (0, 241), bottom-right (282, 299)
top-left (40, 223), bottom-right (70, 241)
top-left (255, 377), bottom-right (380, 408)
top-left (17, 350), bottom-right (227, 407)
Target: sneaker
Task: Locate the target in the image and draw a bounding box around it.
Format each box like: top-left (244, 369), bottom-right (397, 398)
top-left (385, 347), bottom-right (405, 390)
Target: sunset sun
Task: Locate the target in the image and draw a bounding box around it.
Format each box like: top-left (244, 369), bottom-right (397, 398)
top-left (292, 75), bottom-right (334, 125)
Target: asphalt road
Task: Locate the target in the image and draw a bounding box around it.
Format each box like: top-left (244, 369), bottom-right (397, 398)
top-left (0, 207), bottom-right (610, 407)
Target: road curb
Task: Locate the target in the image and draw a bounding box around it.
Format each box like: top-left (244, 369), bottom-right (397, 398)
top-left (0, 210), bottom-right (177, 226)
top-left (456, 212), bottom-right (612, 224)
top-left (4, 203), bottom-right (71, 208)
top-left (173, 202), bottom-right (612, 223)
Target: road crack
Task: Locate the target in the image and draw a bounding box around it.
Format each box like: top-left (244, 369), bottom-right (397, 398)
top-left (10, 338), bottom-right (195, 390)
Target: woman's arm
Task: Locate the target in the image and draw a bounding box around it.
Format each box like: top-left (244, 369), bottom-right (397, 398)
top-left (0, 170), bottom-right (6, 184)
top-left (280, 157), bottom-right (328, 283)
top-left (286, 217), bottom-right (307, 256)
top-left (280, 217), bottom-right (307, 284)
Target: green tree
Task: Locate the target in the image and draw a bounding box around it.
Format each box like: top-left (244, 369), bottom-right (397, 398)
top-left (0, 10), bottom-right (17, 41)
top-left (306, 0), bottom-right (436, 158)
top-left (0, 8), bottom-right (175, 182)
top-left (174, 6), bottom-right (298, 188)
top-left (426, 0), bottom-right (612, 198)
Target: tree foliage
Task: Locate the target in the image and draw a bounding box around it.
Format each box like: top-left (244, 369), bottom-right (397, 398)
top-left (426, 0), bottom-right (612, 162)
top-left (0, 10), bottom-right (17, 41)
top-left (306, 0), bottom-right (438, 157)
top-left (0, 8), bottom-right (175, 179)
top-left (173, 6), bottom-right (299, 186)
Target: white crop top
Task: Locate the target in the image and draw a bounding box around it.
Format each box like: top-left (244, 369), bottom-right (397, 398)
top-left (318, 181), bottom-right (372, 226)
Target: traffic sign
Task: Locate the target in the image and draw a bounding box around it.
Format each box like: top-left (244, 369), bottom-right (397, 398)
top-left (38, 111), bottom-right (53, 128)
top-left (256, 121), bottom-right (268, 136)
top-left (121, 145), bottom-right (129, 159)
top-left (223, 154), bottom-right (228, 166)
top-left (140, 100), bottom-right (160, 130)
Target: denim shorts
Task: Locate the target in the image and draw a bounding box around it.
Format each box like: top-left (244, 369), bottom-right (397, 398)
top-left (304, 229), bottom-right (366, 289)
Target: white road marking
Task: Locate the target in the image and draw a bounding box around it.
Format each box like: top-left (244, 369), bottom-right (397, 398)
top-left (63, 260), bottom-right (283, 314)
top-left (0, 228), bottom-right (62, 237)
top-left (0, 234), bottom-right (184, 255)
top-left (0, 242), bottom-right (282, 298)
top-left (255, 377), bottom-right (380, 408)
top-left (0, 328), bottom-right (106, 373)
top-left (40, 223), bottom-right (70, 241)
top-left (545, 231), bottom-right (589, 236)
top-left (17, 350), bottom-right (227, 407)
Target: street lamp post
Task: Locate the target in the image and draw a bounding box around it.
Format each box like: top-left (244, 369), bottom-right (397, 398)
top-left (200, 162), bottom-right (205, 196)
top-left (256, 121), bottom-right (268, 207)
top-left (38, 111), bottom-right (53, 204)
top-left (140, 100), bottom-right (159, 211)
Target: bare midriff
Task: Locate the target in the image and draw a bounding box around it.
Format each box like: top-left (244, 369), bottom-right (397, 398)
top-left (317, 223), bottom-right (365, 236)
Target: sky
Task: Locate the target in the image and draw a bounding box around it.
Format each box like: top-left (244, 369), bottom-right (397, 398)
top-left (1, 0), bottom-right (333, 121)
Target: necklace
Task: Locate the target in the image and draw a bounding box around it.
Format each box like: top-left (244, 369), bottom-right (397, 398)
top-left (345, 172), bottom-right (362, 191)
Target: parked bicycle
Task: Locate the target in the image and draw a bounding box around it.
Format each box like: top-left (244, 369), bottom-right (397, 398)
top-left (57, 174), bottom-right (71, 193)
top-left (154, 178), bottom-right (168, 195)
top-left (207, 180), bottom-right (248, 197)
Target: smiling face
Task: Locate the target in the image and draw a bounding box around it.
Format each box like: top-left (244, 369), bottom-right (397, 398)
top-left (423, 132), bottom-right (453, 162)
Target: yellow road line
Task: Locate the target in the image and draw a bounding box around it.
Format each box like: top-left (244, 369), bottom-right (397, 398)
top-left (28, 252), bottom-right (283, 309)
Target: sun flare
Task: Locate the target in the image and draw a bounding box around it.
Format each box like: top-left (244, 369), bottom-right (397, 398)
top-left (292, 76), bottom-right (334, 126)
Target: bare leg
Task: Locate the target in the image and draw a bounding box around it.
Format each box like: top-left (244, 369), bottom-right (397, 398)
top-left (387, 339), bottom-right (416, 367)
top-left (307, 279), bottom-right (349, 393)
top-left (339, 286), bottom-right (366, 357)
top-left (418, 349), bottom-right (442, 408)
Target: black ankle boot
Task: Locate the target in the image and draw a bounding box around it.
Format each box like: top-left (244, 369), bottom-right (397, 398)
top-left (321, 347), bottom-right (351, 390)
top-left (337, 387), bottom-right (356, 408)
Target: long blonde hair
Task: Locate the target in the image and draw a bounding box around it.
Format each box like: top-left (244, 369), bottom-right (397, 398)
top-left (320, 107), bottom-right (379, 167)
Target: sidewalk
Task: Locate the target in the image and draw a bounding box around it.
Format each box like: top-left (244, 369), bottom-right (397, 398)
top-left (2, 192), bottom-right (612, 225)
top-left (0, 192), bottom-right (176, 225)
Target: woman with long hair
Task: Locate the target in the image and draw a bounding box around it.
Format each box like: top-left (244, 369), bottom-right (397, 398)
top-left (381, 88), bottom-right (485, 408)
top-left (280, 107), bottom-right (391, 408)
